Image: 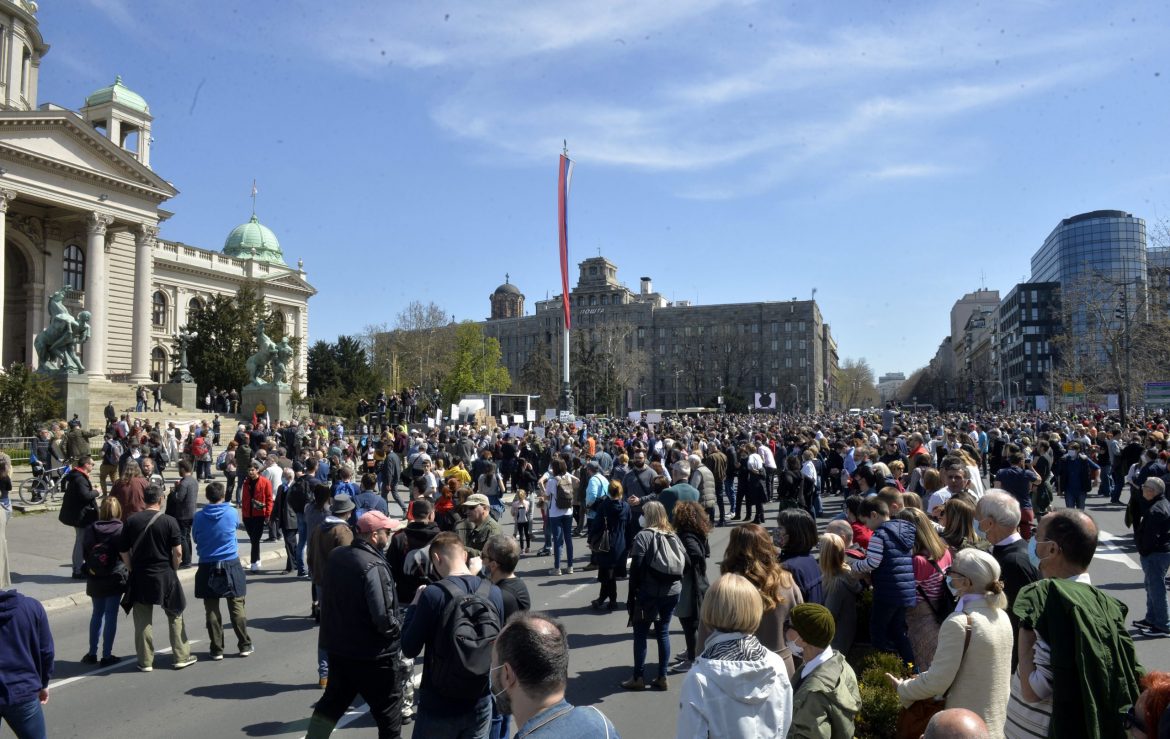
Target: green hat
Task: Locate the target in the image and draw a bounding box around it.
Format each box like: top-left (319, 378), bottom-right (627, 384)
top-left (790, 603), bottom-right (835, 648)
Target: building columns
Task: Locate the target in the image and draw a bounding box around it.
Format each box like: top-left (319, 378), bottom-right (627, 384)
top-left (0, 190), bottom-right (15, 366)
top-left (84, 212), bottom-right (113, 378)
top-left (129, 223), bottom-right (157, 383)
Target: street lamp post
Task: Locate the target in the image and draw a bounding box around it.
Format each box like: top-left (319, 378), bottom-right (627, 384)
top-left (789, 383), bottom-right (799, 413)
top-left (1011, 381), bottom-right (1021, 411)
top-left (674, 370), bottom-right (683, 411)
top-left (639, 392), bottom-right (648, 411)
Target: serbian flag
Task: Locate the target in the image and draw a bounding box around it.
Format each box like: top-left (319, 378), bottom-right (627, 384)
top-left (558, 152), bottom-right (574, 329)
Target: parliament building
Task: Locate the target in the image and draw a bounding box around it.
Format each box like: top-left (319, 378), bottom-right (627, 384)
top-left (0, 1), bottom-right (314, 398)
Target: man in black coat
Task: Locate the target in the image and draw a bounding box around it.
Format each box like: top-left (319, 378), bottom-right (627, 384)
top-left (976, 490), bottom-right (1039, 668)
top-left (306, 511), bottom-right (405, 737)
top-left (59, 455), bottom-right (98, 578)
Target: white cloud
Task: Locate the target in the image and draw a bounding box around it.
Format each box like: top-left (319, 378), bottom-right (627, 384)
top-left (291, 1), bottom-right (1149, 198)
top-left (316, 0), bottom-right (751, 71)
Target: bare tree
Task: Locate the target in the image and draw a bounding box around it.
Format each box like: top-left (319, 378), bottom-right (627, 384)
top-left (835, 357), bottom-right (879, 408)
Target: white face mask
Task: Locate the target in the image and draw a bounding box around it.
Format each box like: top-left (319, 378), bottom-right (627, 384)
top-left (638, 515), bottom-right (647, 528)
top-left (786, 640), bottom-right (804, 658)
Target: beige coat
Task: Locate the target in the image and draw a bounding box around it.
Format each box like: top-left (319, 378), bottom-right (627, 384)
top-left (895, 602), bottom-right (1014, 738)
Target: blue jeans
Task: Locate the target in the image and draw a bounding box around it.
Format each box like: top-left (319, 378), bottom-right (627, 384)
top-left (723, 477), bottom-right (737, 517)
top-left (870, 597), bottom-right (916, 666)
top-left (88, 594), bottom-right (120, 658)
top-left (633, 593), bottom-right (680, 679)
top-left (1065, 488), bottom-right (1087, 510)
top-left (1142, 551), bottom-right (1170, 630)
top-left (0, 697), bottom-right (45, 738)
top-left (414, 696), bottom-right (492, 739)
top-left (1098, 472), bottom-right (1113, 500)
top-left (296, 518), bottom-right (308, 573)
top-left (552, 515), bottom-right (574, 569)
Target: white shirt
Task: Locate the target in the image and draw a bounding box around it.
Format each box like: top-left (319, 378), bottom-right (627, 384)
top-left (800, 645), bottom-right (835, 681)
top-left (995, 532), bottom-right (1022, 547)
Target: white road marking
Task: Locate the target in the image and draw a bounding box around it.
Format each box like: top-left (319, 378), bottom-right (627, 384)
top-left (48, 640), bottom-right (203, 690)
top-left (1098, 530), bottom-right (1141, 571)
top-left (560, 583), bottom-right (590, 599)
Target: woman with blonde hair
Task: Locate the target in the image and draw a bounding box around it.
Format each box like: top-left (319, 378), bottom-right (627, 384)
top-left (710, 522), bottom-right (803, 678)
top-left (956, 448), bottom-right (985, 498)
top-left (676, 573), bottom-right (793, 738)
top-left (897, 507), bottom-right (953, 670)
top-left (819, 532), bottom-right (861, 654)
top-left (940, 497), bottom-right (980, 554)
top-left (887, 548), bottom-right (1014, 737)
top-left (623, 501), bottom-right (684, 691)
top-left (82, 496), bottom-right (125, 666)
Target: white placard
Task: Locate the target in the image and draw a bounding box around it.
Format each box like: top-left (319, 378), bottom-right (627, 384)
top-left (532, 427), bottom-right (546, 438)
top-left (645, 412), bottom-right (662, 424)
top-left (512, 414), bottom-right (525, 426)
top-left (627, 411), bottom-right (641, 422)
top-left (526, 410), bottom-right (536, 423)
top-left (544, 408), bottom-right (557, 419)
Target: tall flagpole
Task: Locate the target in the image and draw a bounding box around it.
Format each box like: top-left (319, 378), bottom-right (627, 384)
top-left (558, 141), bottom-right (575, 418)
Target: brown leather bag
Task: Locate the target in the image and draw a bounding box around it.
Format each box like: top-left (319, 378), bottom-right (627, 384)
top-left (895, 613), bottom-right (973, 739)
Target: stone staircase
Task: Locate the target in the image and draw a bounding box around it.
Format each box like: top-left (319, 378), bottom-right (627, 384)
top-left (86, 379), bottom-right (234, 428)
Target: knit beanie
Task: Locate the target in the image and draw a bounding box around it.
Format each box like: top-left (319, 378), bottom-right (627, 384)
top-left (790, 603), bottom-right (835, 648)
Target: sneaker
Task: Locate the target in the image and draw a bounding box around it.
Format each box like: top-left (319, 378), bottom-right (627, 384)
top-left (565, 566), bottom-right (575, 575)
top-left (99, 655), bottom-right (120, 667)
top-left (211, 653), bottom-right (224, 661)
top-left (1134, 618), bottom-right (1155, 630)
top-left (669, 659), bottom-right (692, 674)
top-left (240, 647), bottom-right (254, 657)
top-left (173, 656), bottom-right (197, 670)
top-left (549, 567), bottom-right (562, 576)
top-left (250, 562), bottom-right (260, 572)
top-left (651, 676), bottom-right (669, 691)
top-left (81, 653), bottom-right (98, 665)
top-left (582, 563), bottom-right (598, 571)
top-left (621, 677), bottom-right (646, 691)
top-left (1149, 626), bottom-right (1170, 637)
top-left (137, 664), bottom-right (153, 672)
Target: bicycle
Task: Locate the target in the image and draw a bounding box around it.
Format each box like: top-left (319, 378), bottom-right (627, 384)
top-left (18, 457), bottom-right (70, 506)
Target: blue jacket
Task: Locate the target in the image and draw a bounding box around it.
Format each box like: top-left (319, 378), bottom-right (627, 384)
top-left (0, 590), bottom-right (54, 707)
top-left (868, 519), bottom-right (917, 607)
top-left (193, 503), bottom-right (239, 563)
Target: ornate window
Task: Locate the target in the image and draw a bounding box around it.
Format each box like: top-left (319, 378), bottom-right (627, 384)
top-left (150, 347), bottom-right (167, 383)
top-left (152, 291), bottom-right (168, 328)
top-left (188, 296), bottom-right (205, 316)
top-left (271, 310), bottom-right (285, 333)
top-left (63, 245), bottom-right (84, 290)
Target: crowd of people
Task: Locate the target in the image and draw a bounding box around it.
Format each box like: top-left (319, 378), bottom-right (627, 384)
top-left (2, 402), bottom-right (1170, 737)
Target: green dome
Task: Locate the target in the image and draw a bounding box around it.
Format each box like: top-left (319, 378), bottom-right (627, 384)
top-left (223, 215), bottom-right (285, 264)
top-left (84, 76), bottom-right (149, 115)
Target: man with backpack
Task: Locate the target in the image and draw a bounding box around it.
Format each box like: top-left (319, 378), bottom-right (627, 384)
top-left (401, 531), bottom-right (504, 739)
top-left (306, 511), bottom-right (406, 738)
top-left (99, 432), bottom-right (123, 496)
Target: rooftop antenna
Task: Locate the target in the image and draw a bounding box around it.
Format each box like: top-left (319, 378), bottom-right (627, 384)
top-left (811, 287), bottom-right (817, 303)
top-left (980, 269), bottom-right (987, 289)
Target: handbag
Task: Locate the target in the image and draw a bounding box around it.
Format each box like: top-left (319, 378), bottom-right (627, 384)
top-left (590, 524), bottom-right (612, 553)
top-left (895, 614), bottom-right (973, 739)
top-left (119, 510), bottom-right (164, 614)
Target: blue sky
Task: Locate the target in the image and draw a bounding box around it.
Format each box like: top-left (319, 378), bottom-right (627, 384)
top-left (38, 0), bottom-right (1169, 378)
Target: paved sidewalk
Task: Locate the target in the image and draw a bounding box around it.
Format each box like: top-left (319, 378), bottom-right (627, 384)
top-left (7, 500), bottom-right (292, 613)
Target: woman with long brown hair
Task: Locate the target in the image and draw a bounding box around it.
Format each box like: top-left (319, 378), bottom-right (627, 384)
top-left (671, 500), bottom-right (712, 673)
top-left (940, 497), bottom-right (980, 554)
top-left (710, 522), bottom-right (803, 678)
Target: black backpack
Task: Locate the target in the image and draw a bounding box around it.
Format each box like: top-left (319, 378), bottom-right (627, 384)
top-left (431, 578), bottom-right (501, 702)
top-left (85, 534), bottom-right (127, 585)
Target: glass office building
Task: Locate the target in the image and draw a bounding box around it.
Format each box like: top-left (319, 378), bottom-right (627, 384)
top-left (1031, 210), bottom-right (1147, 285)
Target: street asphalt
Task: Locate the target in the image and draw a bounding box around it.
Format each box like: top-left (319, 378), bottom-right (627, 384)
top-left (10, 480), bottom-right (1170, 738)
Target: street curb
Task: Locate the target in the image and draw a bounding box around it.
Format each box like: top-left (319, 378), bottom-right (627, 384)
top-left (41, 547), bottom-right (289, 614)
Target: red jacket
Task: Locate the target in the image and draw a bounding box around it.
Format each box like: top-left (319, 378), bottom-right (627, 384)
top-left (851, 519), bottom-right (873, 549)
top-left (241, 475), bottom-right (273, 519)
